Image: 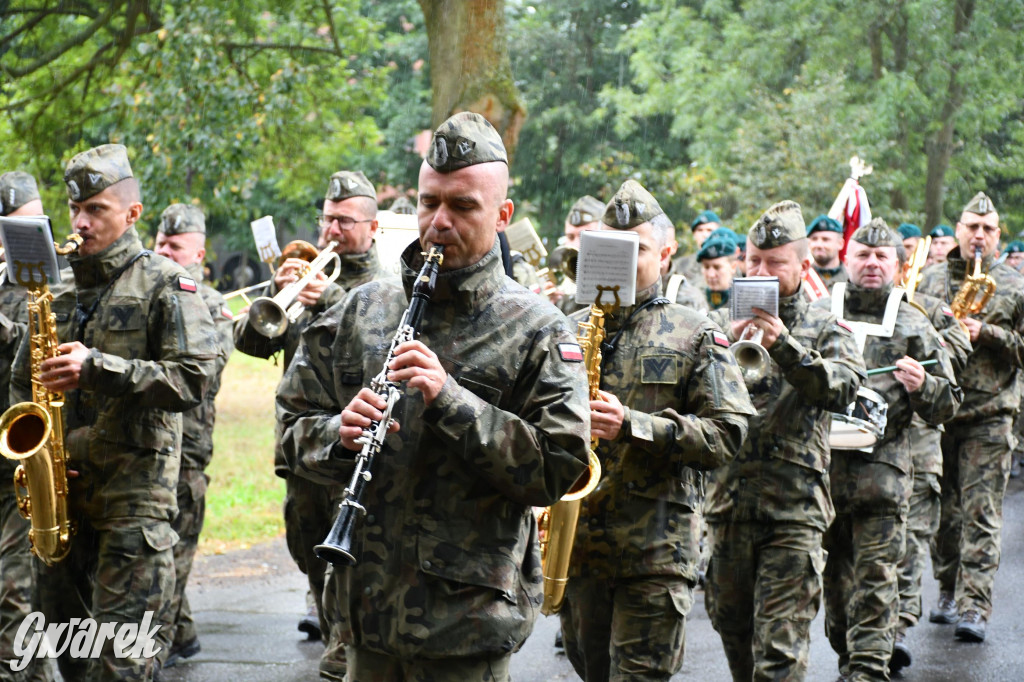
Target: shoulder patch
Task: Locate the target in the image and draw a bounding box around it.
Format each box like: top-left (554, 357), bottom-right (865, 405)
top-left (837, 320), bottom-right (853, 333)
top-left (711, 331), bottom-right (730, 348)
top-left (557, 342), bottom-right (584, 362)
top-left (221, 307), bottom-right (234, 319)
top-left (177, 276), bottom-right (198, 292)
top-left (939, 338), bottom-right (946, 347)
top-left (941, 305), bottom-right (954, 317)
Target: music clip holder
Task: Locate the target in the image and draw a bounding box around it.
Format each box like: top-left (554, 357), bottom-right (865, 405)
top-left (0, 216), bottom-right (63, 288)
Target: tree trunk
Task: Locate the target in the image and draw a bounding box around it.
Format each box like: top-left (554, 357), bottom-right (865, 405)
top-left (418, 0), bottom-right (527, 162)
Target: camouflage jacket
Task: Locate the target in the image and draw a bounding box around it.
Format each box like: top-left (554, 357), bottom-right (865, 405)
top-left (0, 311), bottom-right (24, 485)
top-left (276, 240), bottom-right (590, 659)
top-left (0, 276), bottom-right (28, 325)
top-left (917, 247), bottom-right (1024, 423)
top-left (706, 292), bottom-right (865, 531)
top-left (815, 263), bottom-right (849, 288)
top-left (671, 252), bottom-right (705, 288)
top-left (10, 227), bottom-right (220, 523)
top-left (568, 282), bottom-right (754, 582)
top-left (662, 261), bottom-right (709, 314)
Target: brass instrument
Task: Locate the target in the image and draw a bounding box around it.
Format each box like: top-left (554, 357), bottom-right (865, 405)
top-left (950, 247), bottom-right (996, 322)
top-left (247, 239), bottom-right (341, 339)
top-left (223, 279), bottom-right (270, 308)
top-left (537, 287), bottom-right (608, 615)
top-left (731, 325), bottom-right (769, 380)
top-left (900, 236), bottom-right (931, 302)
top-left (0, 234), bottom-right (82, 565)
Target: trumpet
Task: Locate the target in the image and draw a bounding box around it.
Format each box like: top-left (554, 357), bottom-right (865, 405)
top-left (537, 246), bottom-right (578, 294)
top-left (731, 324), bottom-right (769, 380)
top-left (247, 240), bottom-right (341, 339)
top-left (950, 246), bottom-right (996, 322)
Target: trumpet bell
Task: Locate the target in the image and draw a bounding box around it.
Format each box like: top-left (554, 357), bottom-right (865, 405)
top-left (248, 296), bottom-right (289, 339)
top-left (730, 327), bottom-right (769, 380)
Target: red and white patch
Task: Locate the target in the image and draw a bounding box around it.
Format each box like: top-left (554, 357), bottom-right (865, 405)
top-left (557, 342), bottom-right (584, 362)
top-left (941, 305), bottom-right (954, 317)
top-left (221, 307), bottom-right (234, 319)
top-left (939, 338), bottom-right (947, 347)
top-left (177, 276), bottom-right (197, 292)
top-left (837, 320), bottom-right (854, 333)
top-left (711, 331), bottom-right (730, 348)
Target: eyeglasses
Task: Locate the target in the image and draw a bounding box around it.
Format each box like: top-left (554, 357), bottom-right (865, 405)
top-left (317, 213), bottom-right (373, 230)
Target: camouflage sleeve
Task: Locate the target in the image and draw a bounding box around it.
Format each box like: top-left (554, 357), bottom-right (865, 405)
top-left (924, 299), bottom-right (971, 376)
top-left (0, 312), bottom-right (24, 412)
top-left (78, 281), bottom-right (220, 412)
top-left (908, 322), bottom-right (963, 426)
top-left (421, 324), bottom-right (591, 508)
top-left (9, 326), bottom-right (30, 406)
top-left (624, 325), bottom-right (753, 471)
top-left (769, 315), bottom-right (865, 411)
top-left (975, 291), bottom-right (1024, 369)
top-left (207, 289), bottom-right (234, 376)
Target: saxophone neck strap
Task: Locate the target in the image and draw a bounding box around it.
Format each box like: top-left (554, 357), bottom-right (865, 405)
top-left (601, 296), bottom-right (670, 360)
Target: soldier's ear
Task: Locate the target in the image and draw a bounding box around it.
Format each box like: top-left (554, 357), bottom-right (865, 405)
top-left (124, 201), bottom-right (143, 226)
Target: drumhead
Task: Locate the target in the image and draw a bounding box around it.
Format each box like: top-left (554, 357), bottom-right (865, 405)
top-left (829, 414), bottom-right (878, 450)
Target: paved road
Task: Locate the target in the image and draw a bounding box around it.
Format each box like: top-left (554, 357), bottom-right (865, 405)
top-left (159, 475), bottom-right (1024, 681)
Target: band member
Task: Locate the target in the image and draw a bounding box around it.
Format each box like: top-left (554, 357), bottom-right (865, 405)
top-left (661, 219), bottom-right (707, 314)
top-left (926, 224), bottom-right (957, 265)
top-left (807, 214), bottom-right (848, 287)
top-left (917, 192), bottom-right (1024, 642)
top-left (559, 181), bottom-right (754, 681)
top-left (897, 222), bottom-right (922, 256)
top-left (563, 194), bottom-right (604, 250)
top-left (0, 171), bottom-right (39, 319)
top-left (1003, 240), bottom-right (1024, 273)
top-left (673, 209), bottom-right (722, 285)
top-left (152, 204), bottom-right (234, 668)
top-left (823, 220), bottom-right (961, 681)
top-left (277, 112), bottom-right (590, 681)
top-left (11, 144), bottom-right (221, 680)
top-left (698, 232), bottom-right (740, 311)
top-left (705, 200), bottom-right (865, 681)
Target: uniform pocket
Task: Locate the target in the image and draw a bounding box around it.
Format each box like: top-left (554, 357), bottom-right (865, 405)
top-left (417, 533), bottom-right (518, 604)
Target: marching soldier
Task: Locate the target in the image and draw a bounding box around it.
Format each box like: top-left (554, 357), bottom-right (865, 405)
top-left (897, 223), bottom-right (923, 257)
top-left (563, 194), bottom-right (604, 250)
top-left (926, 224), bottom-right (957, 266)
top-left (277, 112), bottom-right (590, 681)
top-left (660, 218), bottom-right (707, 314)
top-left (917, 192), bottom-right (1024, 642)
top-left (672, 209), bottom-right (721, 286)
top-left (697, 231), bottom-right (740, 311)
top-left (807, 214), bottom-right (848, 288)
top-left (152, 204), bottom-right (235, 667)
top-left (559, 181), bottom-right (754, 681)
top-left (705, 200), bottom-right (865, 681)
top-left (0, 170), bottom-right (39, 322)
top-left (822, 220), bottom-right (961, 681)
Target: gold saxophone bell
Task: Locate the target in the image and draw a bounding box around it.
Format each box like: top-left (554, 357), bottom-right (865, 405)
top-left (950, 247), bottom-right (996, 326)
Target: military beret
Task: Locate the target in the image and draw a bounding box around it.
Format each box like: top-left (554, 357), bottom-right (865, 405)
top-left (697, 234), bottom-right (738, 262)
top-left (325, 170), bottom-right (376, 202)
top-left (897, 223), bottom-right (922, 239)
top-left (388, 196), bottom-right (416, 215)
top-left (1004, 240), bottom-right (1024, 254)
top-left (159, 203), bottom-right (206, 236)
top-left (0, 171), bottom-right (40, 216)
top-left (748, 201), bottom-right (806, 250)
top-left (930, 224), bottom-right (955, 238)
top-left (602, 180), bottom-right (665, 230)
top-left (807, 214), bottom-right (843, 236)
top-left (566, 195), bottom-right (604, 226)
top-left (690, 209), bottom-right (722, 231)
top-left (964, 191), bottom-right (996, 216)
top-left (64, 144), bottom-right (133, 201)
top-left (851, 218), bottom-right (899, 247)
top-left (426, 112), bottom-right (507, 173)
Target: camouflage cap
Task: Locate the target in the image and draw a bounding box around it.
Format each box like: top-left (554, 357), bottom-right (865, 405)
top-left (748, 201), bottom-right (806, 250)
top-left (602, 179), bottom-right (665, 230)
top-left (930, 224), bottom-right (955, 238)
top-left (566, 195), bottom-right (604, 226)
top-left (425, 112), bottom-right (507, 173)
top-left (697, 233), bottom-right (738, 262)
top-left (1004, 240), bottom-right (1024, 254)
top-left (389, 196), bottom-right (416, 215)
top-left (963, 191), bottom-right (996, 216)
top-left (807, 214), bottom-right (843, 236)
top-left (325, 170), bottom-right (376, 202)
top-left (690, 209), bottom-right (722, 231)
top-left (897, 222), bottom-right (922, 239)
top-left (159, 203), bottom-right (206, 236)
top-left (64, 143), bottom-right (133, 201)
top-left (0, 171), bottom-right (40, 216)
top-left (851, 218), bottom-right (898, 247)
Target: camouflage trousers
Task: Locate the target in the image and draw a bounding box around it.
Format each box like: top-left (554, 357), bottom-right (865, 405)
top-left (705, 521), bottom-right (824, 682)
top-left (345, 645), bottom-right (510, 682)
top-left (896, 471), bottom-right (941, 627)
top-left (931, 418), bottom-right (1014, 618)
top-left (0, 492), bottom-right (54, 682)
top-left (36, 516), bottom-right (177, 682)
top-left (166, 468), bottom-right (208, 652)
top-left (559, 575), bottom-right (693, 681)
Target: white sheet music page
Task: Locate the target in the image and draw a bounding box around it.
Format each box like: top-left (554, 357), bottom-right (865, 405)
top-left (730, 276), bottom-right (779, 320)
top-left (575, 230), bottom-right (638, 306)
top-left (0, 215), bottom-right (62, 286)
top-left (250, 216), bottom-right (281, 264)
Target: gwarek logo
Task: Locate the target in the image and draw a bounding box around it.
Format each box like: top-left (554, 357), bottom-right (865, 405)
top-left (10, 612), bottom-right (162, 672)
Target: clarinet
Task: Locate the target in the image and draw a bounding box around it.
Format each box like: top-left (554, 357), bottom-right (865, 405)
top-left (315, 245), bottom-right (445, 566)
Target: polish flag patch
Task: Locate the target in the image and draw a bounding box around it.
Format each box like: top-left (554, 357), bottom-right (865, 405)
top-left (941, 305), bottom-right (954, 317)
top-left (837, 321), bottom-right (854, 333)
top-left (177, 276), bottom-right (198, 292)
top-left (557, 342), bottom-right (584, 362)
top-left (711, 331), bottom-right (730, 348)
top-left (221, 307), bottom-right (234, 319)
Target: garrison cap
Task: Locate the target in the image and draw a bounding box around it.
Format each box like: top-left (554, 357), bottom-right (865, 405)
top-left (389, 196), bottom-right (416, 215)
top-left (1004, 240), bottom-right (1024, 254)
top-left (159, 203), bottom-right (206, 236)
top-left (690, 209), bottom-right (721, 231)
top-left (930, 224), bottom-right (955, 238)
top-left (897, 223), bottom-right (922, 239)
top-left (697, 233), bottom-right (738, 262)
top-left (748, 201), bottom-right (806, 250)
top-left (426, 112), bottom-right (507, 173)
top-left (64, 143), bottom-right (133, 202)
top-left (0, 171), bottom-right (40, 216)
top-left (566, 195), bottom-right (604, 226)
top-left (325, 170), bottom-right (376, 202)
top-left (602, 180), bottom-right (665, 230)
top-left (964, 191), bottom-right (996, 216)
top-left (851, 218), bottom-right (899, 247)
top-left (807, 214), bottom-right (843, 236)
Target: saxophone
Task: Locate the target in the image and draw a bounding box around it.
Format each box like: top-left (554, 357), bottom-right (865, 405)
top-left (950, 247), bottom-right (996, 322)
top-left (0, 234), bottom-right (82, 565)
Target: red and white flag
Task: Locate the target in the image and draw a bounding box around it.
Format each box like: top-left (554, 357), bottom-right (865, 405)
top-left (828, 157), bottom-right (873, 261)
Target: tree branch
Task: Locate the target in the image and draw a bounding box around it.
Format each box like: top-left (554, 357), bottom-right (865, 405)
top-left (219, 41), bottom-right (342, 56)
top-left (0, 3), bottom-right (100, 52)
top-left (320, 0), bottom-right (344, 56)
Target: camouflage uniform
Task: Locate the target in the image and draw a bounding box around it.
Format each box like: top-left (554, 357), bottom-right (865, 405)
top-left (671, 252), bottom-right (704, 288)
top-left (814, 263), bottom-right (848, 288)
top-left (917, 237), bottom-right (1024, 621)
top-left (822, 268), bottom-right (961, 681)
top-left (661, 262), bottom-right (708, 314)
top-left (705, 201), bottom-right (865, 682)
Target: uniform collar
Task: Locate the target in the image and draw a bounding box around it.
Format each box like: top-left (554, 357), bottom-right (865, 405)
top-left (815, 263), bottom-right (844, 278)
top-left (185, 262), bottom-right (205, 283)
top-left (842, 281), bottom-right (894, 315)
top-left (946, 246), bottom-right (995, 280)
top-left (777, 289), bottom-right (806, 325)
top-left (400, 238), bottom-right (505, 308)
top-left (336, 242), bottom-right (381, 288)
top-left (66, 227), bottom-right (145, 288)
top-left (604, 280), bottom-right (662, 332)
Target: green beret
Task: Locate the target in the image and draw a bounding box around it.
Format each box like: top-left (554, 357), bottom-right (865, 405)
top-left (807, 214), bottom-right (843, 236)
top-left (566, 195), bottom-right (604, 226)
top-left (964, 191), bottom-right (996, 216)
top-left (748, 201), bottom-right (806, 250)
top-left (1004, 240), bottom-right (1024, 254)
top-left (897, 223), bottom-right (922, 239)
top-left (425, 112), bottom-right (507, 173)
top-left (851, 218), bottom-right (898, 247)
top-left (159, 203), bottom-right (206, 236)
top-left (388, 196), bottom-right (416, 215)
top-left (930, 224), bottom-right (955, 238)
top-left (0, 171), bottom-right (40, 216)
top-left (64, 143), bottom-right (133, 201)
top-left (602, 180), bottom-right (665, 230)
top-left (325, 170), bottom-right (376, 202)
top-left (697, 234), bottom-right (737, 262)
top-left (690, 209), bottom-right (721, 231)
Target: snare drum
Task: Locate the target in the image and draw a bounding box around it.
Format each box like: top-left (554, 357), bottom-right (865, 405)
top-left (829, 387), bottom-right (888, 451)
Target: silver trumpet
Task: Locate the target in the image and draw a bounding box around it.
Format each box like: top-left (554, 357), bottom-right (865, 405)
top-left (731, 324), bottom-right (769, 379)
top-left (248, 240), bottom-right (341, 339)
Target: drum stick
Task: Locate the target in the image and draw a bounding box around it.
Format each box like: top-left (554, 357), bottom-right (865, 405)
top-left (866, 358), bottom-right (938, 376)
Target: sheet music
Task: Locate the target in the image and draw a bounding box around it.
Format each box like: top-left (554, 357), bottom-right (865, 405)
top-left (730, 276), bottom-right (779, 320)
top-left (575, 230), bottom-right (638, 306)
top-left (250, 216), bottom-right (281, 264)
top-left (0, 216), bottom-right (63, 286)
